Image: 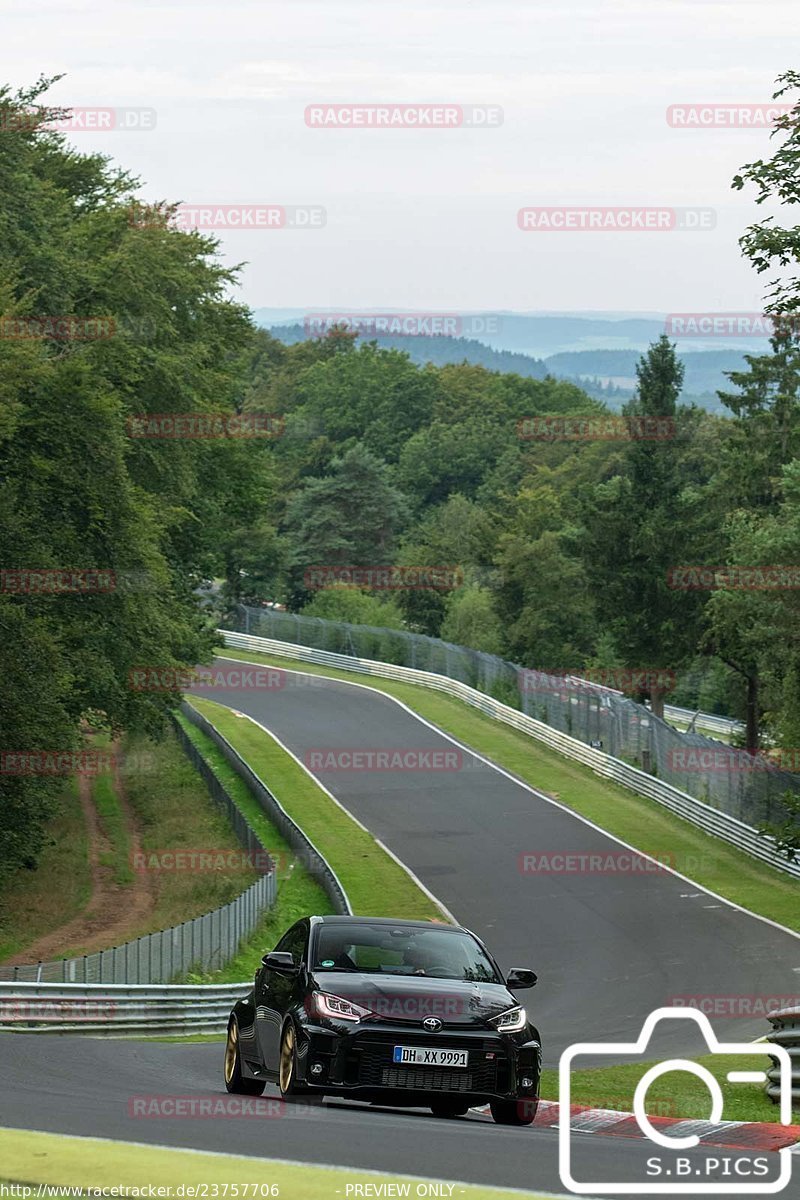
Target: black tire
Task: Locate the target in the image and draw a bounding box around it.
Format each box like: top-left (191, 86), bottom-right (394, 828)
top-left (224, 1018), bottom-right (266, 1096)
top-left (430, 1099), bottom-right (470, 1118)
top-left (489, 1097), bottom-right (537, 1126)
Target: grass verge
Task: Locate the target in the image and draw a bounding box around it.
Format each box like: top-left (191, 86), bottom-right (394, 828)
top-left (121, 725), bottom-right (261, 932)
top-left (185, 697), bottom-right (443, 924)
top-left (92, 771), bottom-right (133, 886)
top-left (541, 1051), bottom-right (799, 1124)
top-left (216, 648), bottom-right (800, 933)
top-left (175, 712), bottom-right (335, 982)
top-left (0, 777), bottom-right (90, 961)
top-left (0, 1129), bottom-right (551, 1200)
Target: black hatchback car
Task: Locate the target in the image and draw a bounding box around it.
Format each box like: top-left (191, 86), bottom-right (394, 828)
top-left (224, 915), bottom-right (541, 1124)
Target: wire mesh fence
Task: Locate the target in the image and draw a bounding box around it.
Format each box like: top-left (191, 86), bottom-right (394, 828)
top-left (228, 604), bottom-right (799, 828)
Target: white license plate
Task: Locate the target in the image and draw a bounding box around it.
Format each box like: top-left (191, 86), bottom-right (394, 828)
top-left (392, 1045), bottom-right (468, 1067)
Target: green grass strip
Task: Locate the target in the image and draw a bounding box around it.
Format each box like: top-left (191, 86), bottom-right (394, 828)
top-left (216, 647), bottom-right (800, 933)
top-left (0, 1129), bottom-right (556, 1200)
top-left (92, 770), bottom-right (133, 886)
top-left (541, 1051), bottom-right (799, 1123)
top-left (0, 776), bottom-right (90, 961)
top-left (185, 697), bottom-right (444, 922)
top-left (174, 714), bottom-right (334, 981)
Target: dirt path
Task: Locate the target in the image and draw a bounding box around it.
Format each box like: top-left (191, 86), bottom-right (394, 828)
top-left (7, 745), bottom-right (156, 966)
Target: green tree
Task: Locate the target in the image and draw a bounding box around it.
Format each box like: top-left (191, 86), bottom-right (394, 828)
top-left (0, 78), bottom-right (257, 874)
top-left (394, 494), bottom-right (496, 635)
top-left (717, 327), bottom-right (800, 510)
top-left (440, 584), bottom-right (504, 655)
top-left (283, 444), bottom-right (409, 605)
top-left (732, 70), bottom-right (800, 317)
top-left (302, 585), bottom-right (406, 628)
top-left (705, 462), bottom-right (800, 751)
top-left (580, 338), bottom-right (709, 716)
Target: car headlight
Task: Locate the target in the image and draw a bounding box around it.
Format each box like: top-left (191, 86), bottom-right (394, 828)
top-left (309, 992), bottom-right (376, 1022)
top-left (489, 1006), bottom-right (527, 1033)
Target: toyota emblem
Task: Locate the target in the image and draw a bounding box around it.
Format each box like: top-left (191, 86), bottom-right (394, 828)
top-left (422, 1016), bottom-right (443, 1032)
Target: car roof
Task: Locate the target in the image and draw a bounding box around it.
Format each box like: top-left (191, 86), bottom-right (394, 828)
top-left (311, 915), bottom-right (469, 934)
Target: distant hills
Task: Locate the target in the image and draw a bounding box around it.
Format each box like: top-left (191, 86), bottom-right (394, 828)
top-left (252, 308), bottom-right (769, 355)
top-left (259, 316), bottom-right (758, 412)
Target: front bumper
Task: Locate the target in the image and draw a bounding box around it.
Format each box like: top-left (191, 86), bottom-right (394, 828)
top-left (296, 1021), bottom-right (541, 1102)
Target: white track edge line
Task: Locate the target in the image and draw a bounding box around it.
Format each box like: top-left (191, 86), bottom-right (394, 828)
top-left (227, 708), bottom-right (456, 924)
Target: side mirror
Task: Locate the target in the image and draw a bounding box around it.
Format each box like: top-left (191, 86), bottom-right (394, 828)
top-left (262, 951), bottom-right (298, 974)
top-left (506, 967), bottom-right (537, 989)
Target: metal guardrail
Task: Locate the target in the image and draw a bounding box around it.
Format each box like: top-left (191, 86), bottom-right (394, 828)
top-left (0, 981), bottom-right (245, 1037)
top-left (663, 704), bottom-right (744, 739)
top-left (180, 701), bottom-right (352, 916)
top-left (0, 715), bottom-right (278, 985)
top-left (218, 629), bottom-right (800, 881)
top-left (766, 1008), bottom-right (800, 1104)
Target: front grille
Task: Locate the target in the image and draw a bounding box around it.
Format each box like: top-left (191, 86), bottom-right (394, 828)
top-left (380, 1067), bottom-right (474, 1091)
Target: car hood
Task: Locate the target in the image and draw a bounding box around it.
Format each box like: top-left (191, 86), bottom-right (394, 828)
top-left (308, 970), bottom-right (519, 1027)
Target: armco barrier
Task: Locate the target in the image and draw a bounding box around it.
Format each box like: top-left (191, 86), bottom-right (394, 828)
top-left (180, 701), bottom-right (352, 915)
top-left (218, 629), bottom-right (800, 881)
top-left (663, 704), bottom-right (744, 740)
top-left (0, 981), bottom-right (245, 1037)
top-left (766, 1008), bottom-right (800, 1104)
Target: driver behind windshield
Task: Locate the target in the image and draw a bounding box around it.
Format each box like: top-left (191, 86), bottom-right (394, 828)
top-left (400, 938), bottom-right (458, 976)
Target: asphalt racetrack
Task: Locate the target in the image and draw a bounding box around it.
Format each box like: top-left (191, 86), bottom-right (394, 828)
top-left (1, 1033), bottom-right (797, 1199)
top-left (2, 658), bottom-right (798, 1197)
top-left (193, 659), bottom-right (799, 1060)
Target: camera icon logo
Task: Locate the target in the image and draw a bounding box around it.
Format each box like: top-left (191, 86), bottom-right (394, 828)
top-left (558, 1006), bottom-right (793, 1194)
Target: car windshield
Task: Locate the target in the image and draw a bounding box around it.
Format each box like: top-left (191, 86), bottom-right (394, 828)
top-left (312, 923), bottom-right (499, 982)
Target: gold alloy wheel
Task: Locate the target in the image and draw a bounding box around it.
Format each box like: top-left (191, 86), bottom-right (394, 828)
top-left (279, 1023), bottom-right (295, 1093)
top-left (224, 1021), bottom-right (238, 1085)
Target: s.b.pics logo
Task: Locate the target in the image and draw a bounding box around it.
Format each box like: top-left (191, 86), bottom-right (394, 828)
top-left (559, 1007), bottom-right (794, 1194)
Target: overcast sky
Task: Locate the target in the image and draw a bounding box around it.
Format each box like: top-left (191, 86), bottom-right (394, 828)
top-left (2, 0), bottom-right (795, 315)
